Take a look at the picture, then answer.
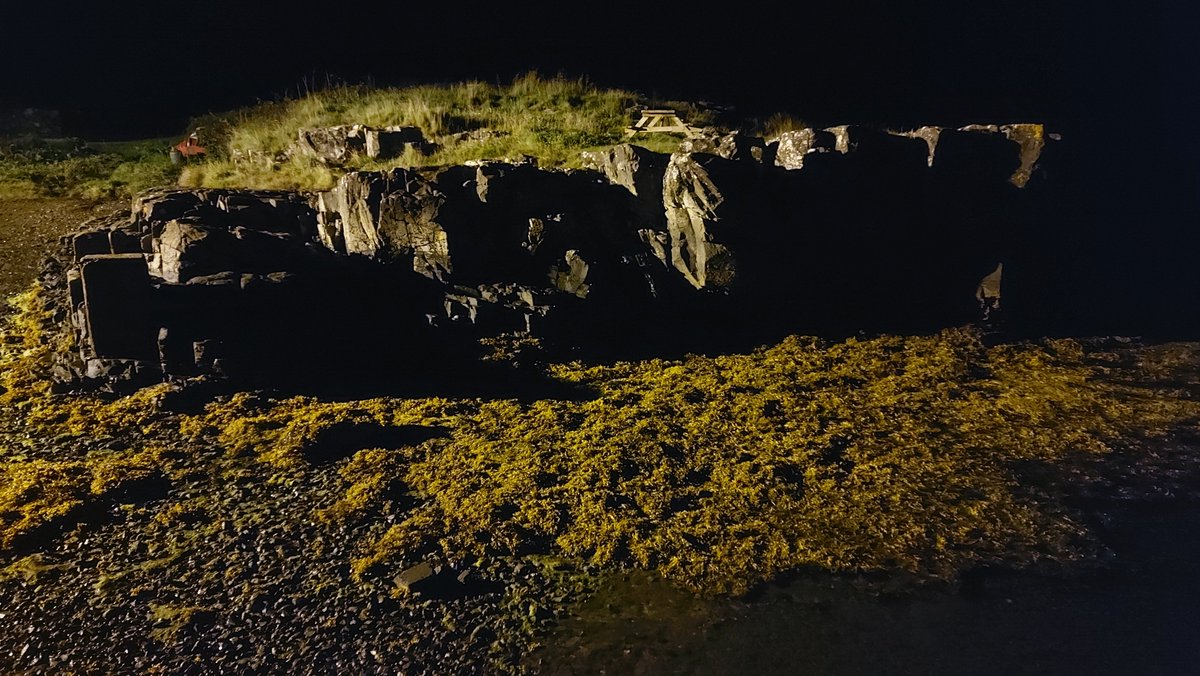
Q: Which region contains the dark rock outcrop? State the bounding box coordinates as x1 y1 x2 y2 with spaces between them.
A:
56 122 1059 390
769 128 838 170
680 131 766 162
295 125 431 163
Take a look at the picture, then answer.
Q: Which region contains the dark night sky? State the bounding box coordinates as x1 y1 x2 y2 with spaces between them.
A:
1 2 1184 136
2 0 1197 334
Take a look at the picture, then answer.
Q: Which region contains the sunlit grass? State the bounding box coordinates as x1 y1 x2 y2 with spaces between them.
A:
185 73 717 190
0 139 180 199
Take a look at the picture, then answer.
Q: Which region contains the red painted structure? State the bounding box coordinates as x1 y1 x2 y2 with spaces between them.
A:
174 132 206 158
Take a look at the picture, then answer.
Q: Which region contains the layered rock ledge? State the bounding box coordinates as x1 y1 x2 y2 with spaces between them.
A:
53 124 1054 389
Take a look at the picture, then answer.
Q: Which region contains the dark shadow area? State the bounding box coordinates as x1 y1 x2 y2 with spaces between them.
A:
537 503 1200 675
301 422 447 465
4 472 170 560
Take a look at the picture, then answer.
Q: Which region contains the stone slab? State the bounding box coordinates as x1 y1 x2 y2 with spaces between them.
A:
80 254 156 360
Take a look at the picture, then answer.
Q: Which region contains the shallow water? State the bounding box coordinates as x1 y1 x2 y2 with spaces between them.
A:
534 506 1200 675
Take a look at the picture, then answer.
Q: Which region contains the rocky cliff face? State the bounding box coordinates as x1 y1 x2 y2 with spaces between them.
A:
54 123 1052 389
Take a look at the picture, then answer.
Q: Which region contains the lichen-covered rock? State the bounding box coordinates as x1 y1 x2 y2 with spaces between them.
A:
770 128 837 170
1000 123 1046 187
662 153 734 289
680 131 766 162
295 125 367 164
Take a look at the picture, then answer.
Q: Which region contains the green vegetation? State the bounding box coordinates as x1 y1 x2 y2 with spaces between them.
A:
757 112 811 139
179 73 713 191
0 75 795 197
0 139 180 199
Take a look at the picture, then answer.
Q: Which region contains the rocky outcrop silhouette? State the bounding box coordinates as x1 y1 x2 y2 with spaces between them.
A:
54 124 1054 390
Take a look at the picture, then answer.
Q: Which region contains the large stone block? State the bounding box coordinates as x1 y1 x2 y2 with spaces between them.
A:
72 231 111 261
80 254 156 360
365 126 426 159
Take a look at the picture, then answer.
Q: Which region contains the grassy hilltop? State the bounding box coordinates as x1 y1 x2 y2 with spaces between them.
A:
182 73 718 191
3 74 779 199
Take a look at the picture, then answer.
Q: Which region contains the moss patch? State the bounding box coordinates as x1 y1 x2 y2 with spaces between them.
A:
180 329 1200 595
0 453 165 549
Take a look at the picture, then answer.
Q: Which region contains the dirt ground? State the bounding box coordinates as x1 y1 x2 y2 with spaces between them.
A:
0 198 126 301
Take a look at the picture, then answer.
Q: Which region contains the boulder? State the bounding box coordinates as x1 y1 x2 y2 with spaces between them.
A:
890 126 942 167
80 254 156 360
581 143 667 197
147 221 221 283
1000 124 1046 188
57 117 1057 387
132 189 206 229
147 220 320 284
580 143 670 229
133 188 316 238
394 562 435 594
364 126 427 159
770 128 837 170
72 231 111 261
934 129 1022 184
296 125 430 163
295 125 367 164
680 131 766 162
549 250 590 298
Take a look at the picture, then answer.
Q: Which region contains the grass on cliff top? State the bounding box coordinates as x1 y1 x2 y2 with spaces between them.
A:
178 73 715 191
3 281 1197 596
1 74 809 196
0 139 180 200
